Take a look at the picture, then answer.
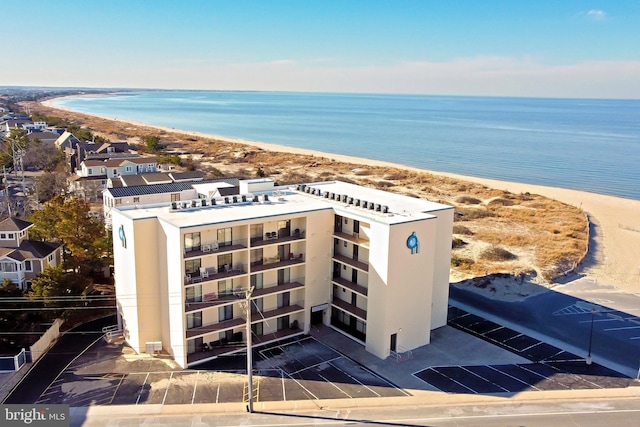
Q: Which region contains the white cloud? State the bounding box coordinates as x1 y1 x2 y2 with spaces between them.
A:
582 9 607 21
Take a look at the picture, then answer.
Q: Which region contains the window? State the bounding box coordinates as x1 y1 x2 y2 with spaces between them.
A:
217 227 232 247
277 220 290 238
250 248 263 267
277 268 290 285
0 234 5 239
277 315 290 331
185 259 201 275
218 304 233 321
250 224 263 244
8 233 13 239
24 260 32 271
184 232 201 253
126 166 132 172
185 286 202 303
218 279 232 297
133 197 140 203
250 273 263 290
88 168 93 175
251 322 263 337
353 220 360 234
115 199 122 205
0 262 16 272
171 193 181 202
251 298 263 314
277 292 290 308
217 253 232 272
48 254 54 262
186 312 202 329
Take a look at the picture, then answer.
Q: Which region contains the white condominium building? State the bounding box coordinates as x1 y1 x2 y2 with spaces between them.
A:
111 179 453 368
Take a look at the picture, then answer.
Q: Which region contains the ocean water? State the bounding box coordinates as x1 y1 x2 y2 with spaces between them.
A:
53 91 640 200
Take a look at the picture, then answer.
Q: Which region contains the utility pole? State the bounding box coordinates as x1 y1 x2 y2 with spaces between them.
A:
241 286 255 413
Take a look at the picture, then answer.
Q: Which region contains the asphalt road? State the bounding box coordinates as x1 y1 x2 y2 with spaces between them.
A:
71 395 640 427
3 315 116 404
450 277 640 376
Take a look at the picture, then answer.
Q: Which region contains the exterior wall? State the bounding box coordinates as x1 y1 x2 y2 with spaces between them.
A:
297 209 333 329
112 212 163 354
429 208 454 329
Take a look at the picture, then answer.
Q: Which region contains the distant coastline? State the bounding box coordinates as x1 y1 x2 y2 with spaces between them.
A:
47 91 640 201
40 94 640 292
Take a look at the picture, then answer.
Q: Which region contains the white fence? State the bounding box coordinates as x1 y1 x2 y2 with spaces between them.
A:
29 318 64 362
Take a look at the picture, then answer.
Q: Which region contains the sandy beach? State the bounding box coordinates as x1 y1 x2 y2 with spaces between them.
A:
41 98 640 293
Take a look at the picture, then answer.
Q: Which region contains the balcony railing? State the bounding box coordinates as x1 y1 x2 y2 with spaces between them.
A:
185 264 246 285
331 297 367 320
332 253 369 272
184 242 247 259
251 230 305 248
185 317 245 339
250 255 304 273
333 231 369 248
252 281 304 298
331 276 368 296
250 303 304 323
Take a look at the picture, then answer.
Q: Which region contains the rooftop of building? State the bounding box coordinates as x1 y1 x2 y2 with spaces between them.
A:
113 180 452 228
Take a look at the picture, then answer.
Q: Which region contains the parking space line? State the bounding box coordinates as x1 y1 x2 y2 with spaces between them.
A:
316 371 352 398
487 365 541 391
135 373 150 405
629 336 640 340
603 325 640 331
282 370 319 400
289 356 343 375
330 361 381 397
281 369 286 401
215 381 220 403
191 371 200 404
431 367 477 394
460 366 510 393
108 374 126 405
161 371 174 405
578 318 618 324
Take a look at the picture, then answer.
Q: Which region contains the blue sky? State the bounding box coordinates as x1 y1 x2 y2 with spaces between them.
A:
3 0 640 98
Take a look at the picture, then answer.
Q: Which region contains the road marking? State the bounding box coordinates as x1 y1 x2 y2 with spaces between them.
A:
191 370 199 404
108 374 126 405
461 366 510 393
281 369 286 401
135 373 150 405
603 326 640 331
289 356 342 375
161 371 174 405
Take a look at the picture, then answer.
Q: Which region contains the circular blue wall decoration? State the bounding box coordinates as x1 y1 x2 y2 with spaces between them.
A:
407 232 420 254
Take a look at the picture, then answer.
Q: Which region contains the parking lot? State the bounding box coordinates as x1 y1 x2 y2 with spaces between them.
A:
36 336 407 406
414 306 635 394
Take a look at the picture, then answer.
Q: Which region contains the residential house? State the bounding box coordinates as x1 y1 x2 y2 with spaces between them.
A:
0 217 63 290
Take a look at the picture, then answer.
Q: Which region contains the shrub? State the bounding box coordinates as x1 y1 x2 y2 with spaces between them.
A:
480 246 517 261
453 224 473 235
452 237 467 249
456 196 482 205
451 255 474 268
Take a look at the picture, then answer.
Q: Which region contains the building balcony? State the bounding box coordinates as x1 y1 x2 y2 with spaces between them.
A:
184 282 304 313
185 317 245 339
183 242 247 259
250 303 304 323
333 231 369 248
250 229 305 248
331 297 367 321
185 264 246 285
332 253 369 272
250 255 304 273
252 281 305 298
331 276 368 297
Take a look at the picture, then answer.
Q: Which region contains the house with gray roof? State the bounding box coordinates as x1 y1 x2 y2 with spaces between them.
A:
0 217 63 290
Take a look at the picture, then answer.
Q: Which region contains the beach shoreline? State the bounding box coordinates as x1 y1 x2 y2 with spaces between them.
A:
40 97 640 293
